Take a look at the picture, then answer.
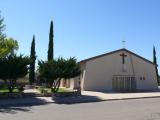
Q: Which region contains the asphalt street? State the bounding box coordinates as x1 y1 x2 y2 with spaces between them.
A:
1 98 160 120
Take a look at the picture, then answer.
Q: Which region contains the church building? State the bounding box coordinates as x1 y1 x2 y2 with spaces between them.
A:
62 48 158 91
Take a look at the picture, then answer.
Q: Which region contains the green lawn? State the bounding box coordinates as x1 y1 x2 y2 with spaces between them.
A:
37 87 72 93
0 87 19 93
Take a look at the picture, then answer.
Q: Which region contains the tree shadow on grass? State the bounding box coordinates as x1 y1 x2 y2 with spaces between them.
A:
0 97 52 114
53 95 103 105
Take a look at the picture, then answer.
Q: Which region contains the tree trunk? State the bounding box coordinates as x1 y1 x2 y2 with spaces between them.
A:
8 79 15 93
52 79 61 93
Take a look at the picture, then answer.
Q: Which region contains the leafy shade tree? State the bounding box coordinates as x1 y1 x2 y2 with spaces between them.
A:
29 35 36 84
153 46 159 84
47 20 54 61
0 13 19 57
38 57 81 92
0 54 30 92
0 12 5 41
0 38 18 57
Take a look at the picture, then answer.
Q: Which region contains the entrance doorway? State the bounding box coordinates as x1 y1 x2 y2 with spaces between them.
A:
112 75 136 91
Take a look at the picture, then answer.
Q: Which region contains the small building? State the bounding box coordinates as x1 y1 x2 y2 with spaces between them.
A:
61 48 158 91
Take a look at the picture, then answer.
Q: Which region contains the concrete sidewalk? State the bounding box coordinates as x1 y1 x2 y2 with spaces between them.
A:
24 88 160 101
82 91 160 100
1 90 160 106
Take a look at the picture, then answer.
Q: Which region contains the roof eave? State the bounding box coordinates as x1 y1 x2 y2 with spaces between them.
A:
78 48 155 66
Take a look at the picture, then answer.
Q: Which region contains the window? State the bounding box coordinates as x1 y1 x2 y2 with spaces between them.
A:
143 77 145 80
140 76 145 80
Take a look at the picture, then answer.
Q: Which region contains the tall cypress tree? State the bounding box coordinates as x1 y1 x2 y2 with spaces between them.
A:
153 46 159 84
29 35 36 84
48 20 54 61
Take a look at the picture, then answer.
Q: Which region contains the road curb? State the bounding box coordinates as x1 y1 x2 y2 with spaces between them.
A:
1 96 160 106
51 95 160 104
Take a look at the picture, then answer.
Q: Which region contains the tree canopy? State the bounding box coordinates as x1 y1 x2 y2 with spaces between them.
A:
0 37 19 57
153 46 159 84
0 13 5 41
29 35 36 84
38 57 81 92
0 54 30 92
0 13 19 57
47 20 54 61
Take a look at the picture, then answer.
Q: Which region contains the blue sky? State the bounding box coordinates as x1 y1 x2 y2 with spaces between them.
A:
0 0 160 66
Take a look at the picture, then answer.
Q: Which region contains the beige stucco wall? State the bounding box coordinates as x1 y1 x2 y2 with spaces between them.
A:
132 55 158 90
80 50 158 91
66 62 86 90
